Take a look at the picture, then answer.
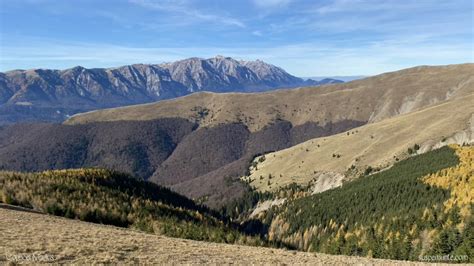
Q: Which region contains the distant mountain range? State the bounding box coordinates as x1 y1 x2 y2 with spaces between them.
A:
0 56 342 124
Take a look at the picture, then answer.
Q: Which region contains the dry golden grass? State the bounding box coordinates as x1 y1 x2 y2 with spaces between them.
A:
0 206 431 265
66 64 474 132
244 94 474 192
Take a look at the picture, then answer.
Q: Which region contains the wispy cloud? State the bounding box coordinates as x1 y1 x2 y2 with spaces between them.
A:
315 0 393 14
253 0 292 8
129 0 245 28
314 0 455 14
263 0 471 39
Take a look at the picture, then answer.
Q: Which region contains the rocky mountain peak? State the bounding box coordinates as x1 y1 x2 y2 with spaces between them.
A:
0 56 340 124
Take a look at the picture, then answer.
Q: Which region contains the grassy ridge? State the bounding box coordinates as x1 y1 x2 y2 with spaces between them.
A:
0 168 263 245
246 94 474 193
264 145 473 261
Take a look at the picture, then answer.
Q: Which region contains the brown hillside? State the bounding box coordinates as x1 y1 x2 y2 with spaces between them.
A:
66 64 474 132
244 94 474 193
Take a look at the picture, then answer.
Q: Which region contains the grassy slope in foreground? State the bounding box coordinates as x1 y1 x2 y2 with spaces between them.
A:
245 94 474 192
0 169 262 246
0 207 424 265
264 145 473 262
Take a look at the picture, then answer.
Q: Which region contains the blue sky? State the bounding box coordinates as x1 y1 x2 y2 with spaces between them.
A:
0 0 472 76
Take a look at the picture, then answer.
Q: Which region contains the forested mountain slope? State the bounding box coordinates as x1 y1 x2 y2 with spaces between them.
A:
0 168 262 245
0 118 360 208
259 145 473 261
0 118 196 179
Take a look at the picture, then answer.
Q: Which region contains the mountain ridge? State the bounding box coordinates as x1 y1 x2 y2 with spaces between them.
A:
67 63 474 132
0 56 340 125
